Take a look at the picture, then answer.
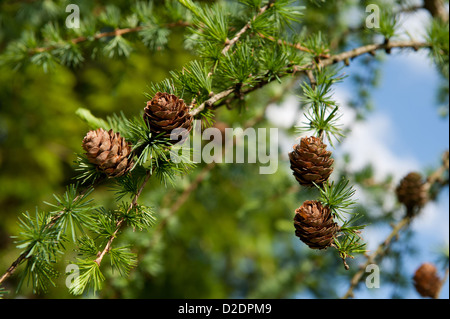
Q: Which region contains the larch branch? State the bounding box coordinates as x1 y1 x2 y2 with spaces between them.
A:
31 21 191 54
191 40 431 117
145 77 298 253
221 1 275 55
0 183 100 286
94 169 152 267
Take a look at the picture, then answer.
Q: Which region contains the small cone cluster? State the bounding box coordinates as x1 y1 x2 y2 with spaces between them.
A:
143 92 193 144
289 136 334 187
395 172 428 215
413 263 442 298
290 136 337 250
82 128 134 177
293 200 338 250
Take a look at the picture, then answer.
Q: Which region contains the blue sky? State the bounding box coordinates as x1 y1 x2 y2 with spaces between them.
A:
366 52 448 299
374 52 449 167
336 5 449 299
334 47 449 299
335 5 449 296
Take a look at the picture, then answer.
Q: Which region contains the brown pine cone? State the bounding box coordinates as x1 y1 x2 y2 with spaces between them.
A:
289 136 334 187
413 263 442 298
82 128 134 177
424 0 448 22
143 92 193 144
294 200 338 250
395 172 428 215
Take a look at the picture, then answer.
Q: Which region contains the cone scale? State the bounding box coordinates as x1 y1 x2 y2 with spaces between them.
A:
82 128 134 178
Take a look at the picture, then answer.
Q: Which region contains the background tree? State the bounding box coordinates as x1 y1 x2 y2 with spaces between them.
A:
0 0 448 299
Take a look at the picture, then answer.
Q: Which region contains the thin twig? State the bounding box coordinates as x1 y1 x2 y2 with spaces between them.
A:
329 3 428 50
0 253 27 286
305 69 317 90
258 32 330 58
190 88 235 117
145 77 298 253
221 1 275 55
206 2 277 91
30 21 191 54
0 181 102 286
191 40 431 117
318 41 431 68
146 162 215 250
341 216 412 299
